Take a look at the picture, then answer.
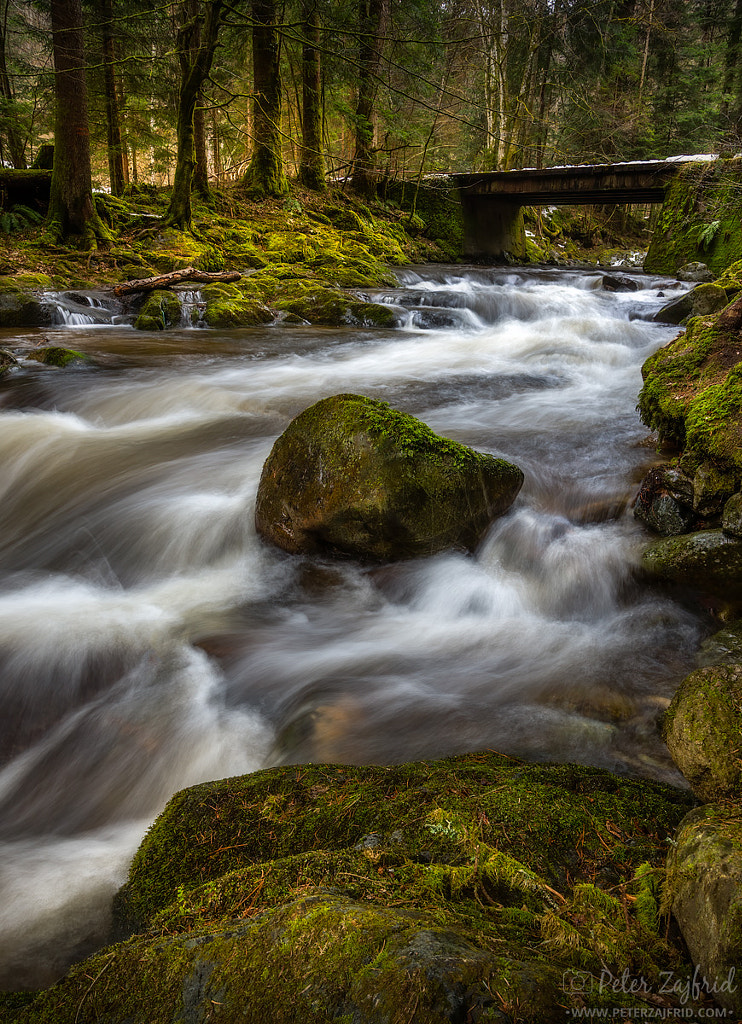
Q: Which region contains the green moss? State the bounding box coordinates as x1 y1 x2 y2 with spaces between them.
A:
25 346 88 367
133 289 182 331
645 159 742 275
274 288 397 328
200 282 274 328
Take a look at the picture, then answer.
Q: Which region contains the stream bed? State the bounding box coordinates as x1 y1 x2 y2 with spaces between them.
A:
0 264 704 988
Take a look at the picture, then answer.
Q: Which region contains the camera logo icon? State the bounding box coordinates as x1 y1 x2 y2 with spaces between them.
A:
562 970 593 994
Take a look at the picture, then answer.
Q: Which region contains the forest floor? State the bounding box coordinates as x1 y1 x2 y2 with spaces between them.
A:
0 180 655 291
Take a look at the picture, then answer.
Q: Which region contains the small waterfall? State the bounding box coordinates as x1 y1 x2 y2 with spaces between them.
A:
177 289 205 327
42 291 121 327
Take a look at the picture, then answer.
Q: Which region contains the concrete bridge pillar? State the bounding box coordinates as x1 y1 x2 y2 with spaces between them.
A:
458 194 526 260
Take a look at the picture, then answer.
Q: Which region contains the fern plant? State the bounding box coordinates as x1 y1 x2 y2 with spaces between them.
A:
694 219 721 250
0 204 43 234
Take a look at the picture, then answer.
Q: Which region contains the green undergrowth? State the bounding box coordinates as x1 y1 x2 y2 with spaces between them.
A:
645 158 742 274
8 752 701 1023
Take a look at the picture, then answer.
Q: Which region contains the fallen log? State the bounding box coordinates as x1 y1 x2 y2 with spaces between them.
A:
0 169 52 205
113 267 241 296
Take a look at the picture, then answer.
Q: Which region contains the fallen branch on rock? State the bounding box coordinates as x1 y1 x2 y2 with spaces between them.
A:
113 267 241 296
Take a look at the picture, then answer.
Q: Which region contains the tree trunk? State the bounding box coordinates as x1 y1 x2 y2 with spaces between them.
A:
101 0 126 196
47 0 110 247
350 0 388 196
164 0 223 229
243 0 287 196
298 0 325 191
0 16 26 168
194 91 209 195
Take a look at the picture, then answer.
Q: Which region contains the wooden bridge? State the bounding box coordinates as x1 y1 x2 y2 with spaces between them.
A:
451 159 683 258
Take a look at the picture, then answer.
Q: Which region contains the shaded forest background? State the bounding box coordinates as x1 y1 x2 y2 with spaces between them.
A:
3 0 742 189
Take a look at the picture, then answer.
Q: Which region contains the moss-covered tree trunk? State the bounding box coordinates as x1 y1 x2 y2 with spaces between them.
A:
164 0 223 230
350 0 388 197
47 0 111 247
101 0 126 196
243 0 287 196
298 0 325 191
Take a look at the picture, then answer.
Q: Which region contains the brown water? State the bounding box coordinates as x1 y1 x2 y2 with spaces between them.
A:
0 265 702 989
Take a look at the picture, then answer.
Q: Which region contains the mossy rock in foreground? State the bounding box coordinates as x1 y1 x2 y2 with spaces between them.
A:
641 528 742 603
663 664 742 800
665 804 742 1014
0 277 54 328
200 282 274 328
13 753 701 1024
254 393 524 561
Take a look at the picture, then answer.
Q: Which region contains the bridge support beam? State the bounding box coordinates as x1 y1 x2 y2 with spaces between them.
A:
458 195 526 260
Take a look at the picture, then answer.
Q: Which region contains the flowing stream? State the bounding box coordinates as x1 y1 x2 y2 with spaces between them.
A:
0 265 703 989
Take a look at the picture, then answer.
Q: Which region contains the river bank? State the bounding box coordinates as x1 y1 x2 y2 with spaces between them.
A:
1 185 741 1020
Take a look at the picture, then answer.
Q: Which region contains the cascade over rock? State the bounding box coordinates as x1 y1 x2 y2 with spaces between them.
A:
254 393 524 561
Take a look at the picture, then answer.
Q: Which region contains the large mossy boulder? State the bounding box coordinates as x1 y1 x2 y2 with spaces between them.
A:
652 282 728 325
665 804 742 1014
638 294 742 472
641 529 742 602
200 282 274 328
254 394 524 561
10 753 700 1023
663 665 742 801
0 276 54 328
25 346 89 367
273 286 397 328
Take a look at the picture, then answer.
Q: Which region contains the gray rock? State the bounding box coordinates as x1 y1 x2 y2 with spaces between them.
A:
652 283 728 324
676 262 716 283
697 622 742 667
723 492 742 537
642 528 742 601
666 805 742 1014
637 495 694 536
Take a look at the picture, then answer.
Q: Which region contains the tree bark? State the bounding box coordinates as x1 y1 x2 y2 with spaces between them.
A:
113 267 241 296
101 0 126 196
194 91 209 195
350 0 388 196
164 0 223 230
47 0 111 247
0 15 26 167
243 0 287 196
298 0 325 191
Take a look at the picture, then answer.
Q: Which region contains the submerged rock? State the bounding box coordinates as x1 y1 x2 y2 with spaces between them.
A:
663 664 742 800
697 621 742 667
666 804 742 1014
254 393 524 561
25 346 89 367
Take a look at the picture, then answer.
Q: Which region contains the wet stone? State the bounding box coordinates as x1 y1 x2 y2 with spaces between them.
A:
693 462 736 517
722 492 742 537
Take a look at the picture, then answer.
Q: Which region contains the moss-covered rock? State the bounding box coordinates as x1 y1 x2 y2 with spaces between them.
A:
663 665 742 800
664 804 742 1014
274 286 397 327
200 282 274 328
723 492 742 536
254 394 524 561
653 283 729 325
6 752 705 1023
25 346 89 367
642 528 742 602
697 621 742 667
133 289 182 331
637 301 742 473
0 277 54 327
